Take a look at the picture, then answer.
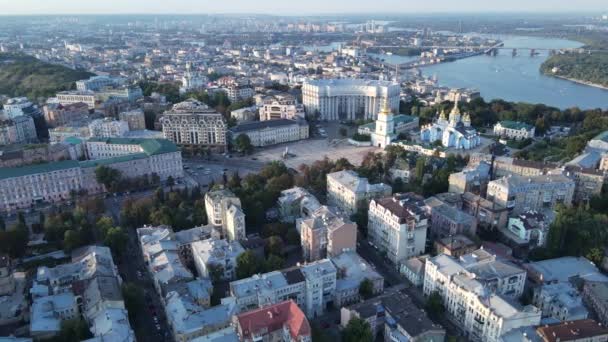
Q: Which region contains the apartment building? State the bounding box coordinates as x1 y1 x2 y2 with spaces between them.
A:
423 250 537 342
368 193 428 264
56 91 97 109
230 119 309 147
486 173 575 214
424 195 477 238
119 109 146 131
302 79 400 121
31 246 135 341
331 252 384 306
277 187 322 223
327 170 392 215
88 118 130 138
532 282 588 322
233 300 311 342
298 206 357 262
448 161 491 195
493 121 535 140
340 291 445 341
136 226 237 342
259 94 306 121
191 238 244 281
43 102 89 127
76 76 124 92
504 211 549 248
226 84 254 102
536 319 608 342
3 97 39 119
229 259 337 318
160 100 227 152
0 115 37 145
204 188 246 241
583 281 608 328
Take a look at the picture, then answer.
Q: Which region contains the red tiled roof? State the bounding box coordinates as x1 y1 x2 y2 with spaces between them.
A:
236 300 311 340
537 319 608 342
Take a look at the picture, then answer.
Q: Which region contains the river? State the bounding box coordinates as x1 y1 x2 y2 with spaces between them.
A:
418 36 608 109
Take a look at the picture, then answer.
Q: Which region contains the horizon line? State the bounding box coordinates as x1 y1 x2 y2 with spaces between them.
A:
0 10 605 17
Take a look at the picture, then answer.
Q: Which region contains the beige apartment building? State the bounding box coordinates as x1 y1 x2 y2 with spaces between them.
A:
486 173 575 214
298 206 357 262
327 170 392 215
368 193 428 264
259 93 306 121
204 189 246 241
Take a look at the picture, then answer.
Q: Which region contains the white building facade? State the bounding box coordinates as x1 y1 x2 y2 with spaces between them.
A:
160 100 227 152
368 194 428 264
302 79 400 121
230 119 309 147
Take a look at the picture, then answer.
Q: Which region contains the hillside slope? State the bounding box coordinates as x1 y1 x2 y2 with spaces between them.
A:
0 53 94 100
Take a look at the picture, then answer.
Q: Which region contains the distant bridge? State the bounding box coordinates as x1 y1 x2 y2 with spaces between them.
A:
370 44 597 52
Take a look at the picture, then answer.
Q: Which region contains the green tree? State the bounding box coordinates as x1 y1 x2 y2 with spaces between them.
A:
52 317 92 342
263 254 285 272
234 134 254 154
208 263 224 283
63 229 82 252
342 317 373 342
0 223 29 258
95 166 122 191
266 236 284 256
122 282 144 323
236 250 260 279
96 216 114 239
358 278 374 300
415 157 426 182
425 291 445 321
166 176 175 188
104 227 128 257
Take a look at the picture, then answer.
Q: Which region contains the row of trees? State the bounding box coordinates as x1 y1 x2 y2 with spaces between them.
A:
530 202 608 264
121 186 207 230
95 166 162 193
541 52 608 88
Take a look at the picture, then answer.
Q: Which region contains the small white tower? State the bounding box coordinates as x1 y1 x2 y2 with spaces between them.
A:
371 99 395 148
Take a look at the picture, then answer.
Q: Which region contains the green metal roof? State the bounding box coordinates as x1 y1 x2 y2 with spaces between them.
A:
394 114 417 124
592 131 608 143
497 120 533 130
0 160 81 180
87 137 178 155
359 115 417 132
79 153 148 168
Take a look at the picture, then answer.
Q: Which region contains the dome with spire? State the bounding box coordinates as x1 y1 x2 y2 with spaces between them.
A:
439 109 447 121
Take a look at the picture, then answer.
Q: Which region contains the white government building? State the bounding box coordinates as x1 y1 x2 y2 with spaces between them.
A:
0 138 183 212
302 79 400 121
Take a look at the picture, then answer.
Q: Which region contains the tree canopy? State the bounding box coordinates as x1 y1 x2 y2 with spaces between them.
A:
342 317 373 342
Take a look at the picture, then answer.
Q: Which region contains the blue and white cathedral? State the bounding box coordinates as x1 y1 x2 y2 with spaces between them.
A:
420 100 480 150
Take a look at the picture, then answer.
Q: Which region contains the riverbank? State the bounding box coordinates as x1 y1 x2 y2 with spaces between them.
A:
547 73 608 91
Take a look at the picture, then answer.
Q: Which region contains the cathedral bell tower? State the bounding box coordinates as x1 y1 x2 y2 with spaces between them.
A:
371 99 395 148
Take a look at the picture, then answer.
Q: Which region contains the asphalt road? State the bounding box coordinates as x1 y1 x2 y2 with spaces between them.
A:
106 192 174 342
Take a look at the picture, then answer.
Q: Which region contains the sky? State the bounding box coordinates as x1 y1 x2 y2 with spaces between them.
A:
0 0 606 15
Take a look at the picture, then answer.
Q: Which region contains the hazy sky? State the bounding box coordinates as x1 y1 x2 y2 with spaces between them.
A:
0 0 606 15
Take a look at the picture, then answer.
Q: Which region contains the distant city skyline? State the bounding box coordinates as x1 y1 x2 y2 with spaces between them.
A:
1 0 606 15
